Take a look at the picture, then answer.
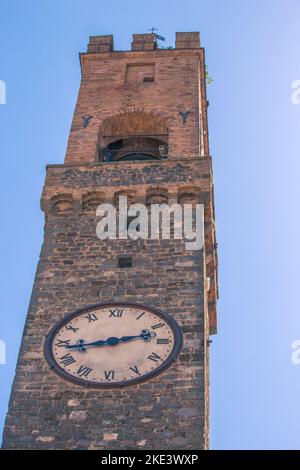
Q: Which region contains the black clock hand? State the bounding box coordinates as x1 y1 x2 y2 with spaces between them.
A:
82 336 141 347
65 329 155 352
66 335 140 349
65 338 106 352
84 330 154 346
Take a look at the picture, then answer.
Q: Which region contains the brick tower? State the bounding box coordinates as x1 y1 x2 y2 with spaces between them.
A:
2 32 218 450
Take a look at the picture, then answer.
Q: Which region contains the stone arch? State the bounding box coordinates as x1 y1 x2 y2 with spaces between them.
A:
177 188 200 205
113 189 137 207
50 194 73 215
146 187 168 207
82 191 105 212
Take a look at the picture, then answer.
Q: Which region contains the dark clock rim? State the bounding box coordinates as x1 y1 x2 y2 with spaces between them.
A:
44 301 183 389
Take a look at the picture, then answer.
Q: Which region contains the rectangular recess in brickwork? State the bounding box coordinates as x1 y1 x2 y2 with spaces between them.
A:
91 280 102 298
125 63 155 83
118 256 133 268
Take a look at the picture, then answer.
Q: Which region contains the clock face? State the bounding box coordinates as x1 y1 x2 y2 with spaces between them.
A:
44 302 183 388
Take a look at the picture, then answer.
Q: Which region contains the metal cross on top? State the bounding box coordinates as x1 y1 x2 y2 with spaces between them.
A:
148 27 158 34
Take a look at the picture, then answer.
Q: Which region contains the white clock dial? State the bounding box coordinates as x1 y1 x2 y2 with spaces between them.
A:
45 302 183 387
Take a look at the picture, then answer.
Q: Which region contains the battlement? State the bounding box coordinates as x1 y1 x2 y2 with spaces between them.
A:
86 31 201 53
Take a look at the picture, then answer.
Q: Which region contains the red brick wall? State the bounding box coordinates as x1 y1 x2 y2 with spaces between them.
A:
65 49 204 163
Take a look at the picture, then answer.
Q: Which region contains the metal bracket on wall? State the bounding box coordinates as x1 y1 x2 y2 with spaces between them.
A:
179 111 190 123
82 115 93 128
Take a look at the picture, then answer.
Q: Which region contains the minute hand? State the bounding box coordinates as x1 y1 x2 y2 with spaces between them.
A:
117 329 155 344
118 334 143 343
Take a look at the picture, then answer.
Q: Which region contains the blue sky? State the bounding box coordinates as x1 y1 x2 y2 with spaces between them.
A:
1 0 300 450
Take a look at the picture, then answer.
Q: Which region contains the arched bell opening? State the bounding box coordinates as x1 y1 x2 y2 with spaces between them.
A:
98 112 169 162
101 136 167 162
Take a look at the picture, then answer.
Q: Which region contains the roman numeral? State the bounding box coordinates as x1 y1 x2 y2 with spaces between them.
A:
151 323 165 330
104 370 115 380
109 308 123 318
77 366 93 377
66 325 79 333
129 365 140 375
147 352 161 363
59 353 76 366
55 339 71 348
136 312 145 320
157 338 170 345
85 313 98 323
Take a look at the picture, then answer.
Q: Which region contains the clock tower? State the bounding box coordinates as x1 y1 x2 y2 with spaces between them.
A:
2 32 218 450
